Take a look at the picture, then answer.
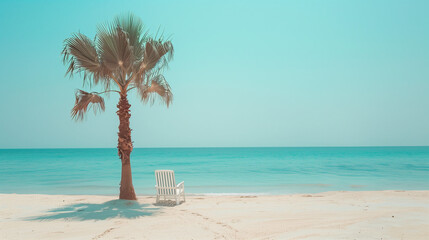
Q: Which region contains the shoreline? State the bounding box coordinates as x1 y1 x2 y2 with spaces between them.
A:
1 190 428 239
2 189 427 196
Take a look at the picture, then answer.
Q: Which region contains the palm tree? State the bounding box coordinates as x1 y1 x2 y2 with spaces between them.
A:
61 14 174 200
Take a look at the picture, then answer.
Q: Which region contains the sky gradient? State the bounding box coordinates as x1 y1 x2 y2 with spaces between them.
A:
0 0 428 148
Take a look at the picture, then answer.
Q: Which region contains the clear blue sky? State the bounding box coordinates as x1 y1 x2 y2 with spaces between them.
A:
0 0 428 148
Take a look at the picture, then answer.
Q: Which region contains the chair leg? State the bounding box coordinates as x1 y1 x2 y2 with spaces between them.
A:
156 195 159 203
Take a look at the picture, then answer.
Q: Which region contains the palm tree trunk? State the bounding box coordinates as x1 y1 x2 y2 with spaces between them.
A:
117 93 137 200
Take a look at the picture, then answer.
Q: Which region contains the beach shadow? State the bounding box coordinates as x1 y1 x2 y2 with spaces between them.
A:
26 199 160 221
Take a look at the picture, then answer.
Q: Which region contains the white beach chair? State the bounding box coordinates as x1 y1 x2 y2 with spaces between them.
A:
155 170 185 205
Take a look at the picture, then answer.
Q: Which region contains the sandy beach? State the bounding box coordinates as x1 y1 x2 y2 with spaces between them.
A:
0 191 428 239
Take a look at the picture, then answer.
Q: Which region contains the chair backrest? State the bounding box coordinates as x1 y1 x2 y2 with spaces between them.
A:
155 170 177 196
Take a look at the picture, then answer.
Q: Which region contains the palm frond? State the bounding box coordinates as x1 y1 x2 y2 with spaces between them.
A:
71 90 105 120
114 13 148 62
131 38 173 87
96 24 133 79
62 33 107 87
136 74 172 107
141 39 174 73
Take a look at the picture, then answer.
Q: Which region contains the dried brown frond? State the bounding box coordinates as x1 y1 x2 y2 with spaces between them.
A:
71 90 106 120
136 74 173 107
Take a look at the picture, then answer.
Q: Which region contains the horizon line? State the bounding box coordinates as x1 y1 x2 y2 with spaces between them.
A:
1 145 429 150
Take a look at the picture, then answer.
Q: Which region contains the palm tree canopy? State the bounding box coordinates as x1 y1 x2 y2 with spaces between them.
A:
62 13 174 120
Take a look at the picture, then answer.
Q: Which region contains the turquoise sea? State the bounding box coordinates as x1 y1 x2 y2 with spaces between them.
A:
0 147 428 195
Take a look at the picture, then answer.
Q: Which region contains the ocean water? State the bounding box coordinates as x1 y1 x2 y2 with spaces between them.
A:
0 147 428 195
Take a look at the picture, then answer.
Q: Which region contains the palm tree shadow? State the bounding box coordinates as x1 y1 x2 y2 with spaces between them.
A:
26 200 160 221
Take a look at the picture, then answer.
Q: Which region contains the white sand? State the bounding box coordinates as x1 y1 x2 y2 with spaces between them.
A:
1 191 428 239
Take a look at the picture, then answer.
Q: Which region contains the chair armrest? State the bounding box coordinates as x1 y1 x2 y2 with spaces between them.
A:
177 181 184 188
